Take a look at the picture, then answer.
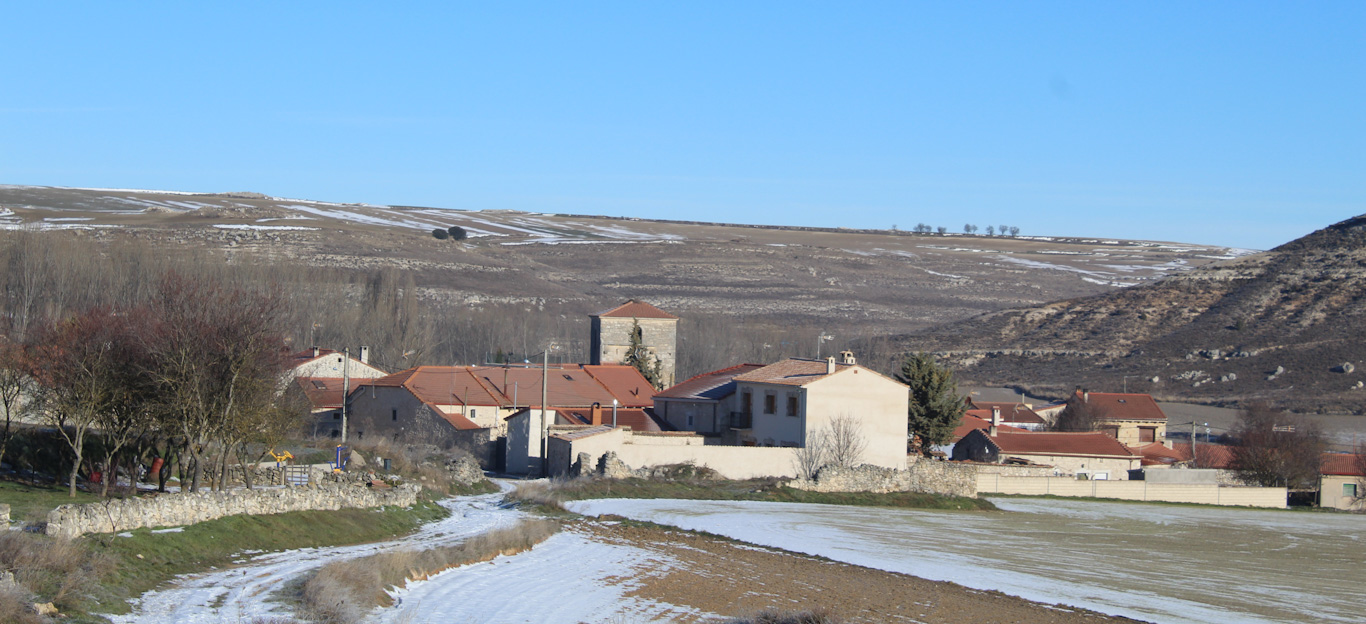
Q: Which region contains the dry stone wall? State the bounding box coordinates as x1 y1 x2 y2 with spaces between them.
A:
787 457 977 497
46 482 419 539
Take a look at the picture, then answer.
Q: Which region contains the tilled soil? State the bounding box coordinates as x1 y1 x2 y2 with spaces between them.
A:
582 520 1147 624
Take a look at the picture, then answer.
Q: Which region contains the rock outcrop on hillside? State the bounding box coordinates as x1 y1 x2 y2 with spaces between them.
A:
889 215 1366 414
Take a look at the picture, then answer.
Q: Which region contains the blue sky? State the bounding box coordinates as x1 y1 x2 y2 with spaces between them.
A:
1 3 1361 250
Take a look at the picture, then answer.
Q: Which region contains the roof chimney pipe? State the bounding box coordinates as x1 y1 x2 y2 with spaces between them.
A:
826 356 836 375
312 346 319 358
359 346 370 364
840 350 856 365
1083 389 1090 403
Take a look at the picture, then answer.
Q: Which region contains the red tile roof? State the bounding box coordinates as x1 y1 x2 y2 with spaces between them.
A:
295 377 347 409
953 413 1025 441
656 363 766 400
1071 390 1167 422
981 430 1140 459
432 404 480 430
966 401 1046 426
1169 442 1236 469
582 365 657 407
362 363 655 409
592 300 678 320
1132 442 1186 466
1321 452 1365 477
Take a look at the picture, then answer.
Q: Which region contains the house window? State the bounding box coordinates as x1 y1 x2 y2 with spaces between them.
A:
686 414 694 428
786 395 798 417
470 409 477 420
1345 483 1358 498
741 391 752 415
1139 427 1156 443
1099 426 1120 439
333 412 341 420
764 393 776 414
392 409 398 422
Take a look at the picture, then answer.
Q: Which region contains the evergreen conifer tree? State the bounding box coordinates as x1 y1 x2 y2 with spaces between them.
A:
896 352 965 452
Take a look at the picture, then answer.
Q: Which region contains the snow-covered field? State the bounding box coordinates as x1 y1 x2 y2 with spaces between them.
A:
569 497 1366 624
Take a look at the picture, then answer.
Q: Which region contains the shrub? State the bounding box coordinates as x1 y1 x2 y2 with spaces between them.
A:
431 229 449 240
728 608 844 624
0 532 110 613
302 519 560 624
0 582 46 624
505 480 566 511
446 226 467 241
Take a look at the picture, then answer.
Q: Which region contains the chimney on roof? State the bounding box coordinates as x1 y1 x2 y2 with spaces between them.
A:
1083 389 1090 403
840 350 856 365
990 406 1000 437
359 346 370 364
590 403 603 426
826 356 836 375
312 346 319 358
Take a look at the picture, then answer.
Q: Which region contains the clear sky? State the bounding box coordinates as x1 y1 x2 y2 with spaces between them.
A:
2 3 1361 250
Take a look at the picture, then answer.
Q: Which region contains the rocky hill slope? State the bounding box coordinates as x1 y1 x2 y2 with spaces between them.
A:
888 215 1366 414
0 184 1243 344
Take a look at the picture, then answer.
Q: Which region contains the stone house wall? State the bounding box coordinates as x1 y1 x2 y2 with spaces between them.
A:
591 316 678 387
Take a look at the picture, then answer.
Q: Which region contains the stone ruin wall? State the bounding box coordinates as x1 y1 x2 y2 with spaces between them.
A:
786 456 978 498
46 481 420 539
572 451 978 498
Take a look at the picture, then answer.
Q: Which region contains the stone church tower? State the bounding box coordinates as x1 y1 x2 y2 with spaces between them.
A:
589 300 678 387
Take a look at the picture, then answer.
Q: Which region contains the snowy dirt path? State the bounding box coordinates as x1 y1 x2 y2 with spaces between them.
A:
109 488 522 624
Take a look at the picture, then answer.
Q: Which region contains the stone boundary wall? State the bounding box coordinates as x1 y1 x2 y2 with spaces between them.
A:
787 459 977 498
977 474 1285 508
46 482 420 539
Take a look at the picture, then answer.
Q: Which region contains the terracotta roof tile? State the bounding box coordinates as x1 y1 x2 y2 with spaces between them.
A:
1071 391 1168 422
656 363 766 400
364 364 655 410
592 300 678 320
983 430 1140 458
953 413 1025 441
1169 442 1236 469
1320 452 1365 477
966 400 1046 425
734 359 855 387
295 377 346 409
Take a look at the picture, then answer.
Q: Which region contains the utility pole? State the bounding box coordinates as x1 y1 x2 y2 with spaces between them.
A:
341 347 350 444
541 348 549 475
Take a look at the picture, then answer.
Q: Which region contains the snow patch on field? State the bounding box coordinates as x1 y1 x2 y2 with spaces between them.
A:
378 530 707 624
570 497 1366 624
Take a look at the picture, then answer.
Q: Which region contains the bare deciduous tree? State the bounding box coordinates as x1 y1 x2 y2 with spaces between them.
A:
0 333 31 468
792 433 827 480
1229 403 1326 489
824 414 867 469
1049 398 1110 432
28 308 131 496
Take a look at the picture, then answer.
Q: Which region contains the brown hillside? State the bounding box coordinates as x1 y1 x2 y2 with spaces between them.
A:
888 215 1366 414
